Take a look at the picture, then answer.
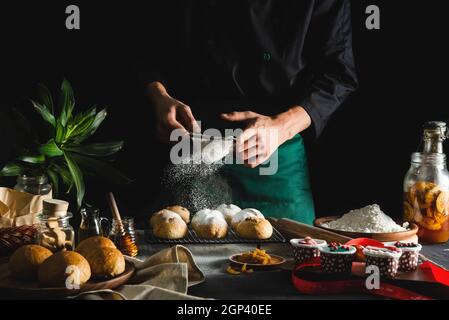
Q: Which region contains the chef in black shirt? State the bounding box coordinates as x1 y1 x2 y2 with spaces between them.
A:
144 0 357 223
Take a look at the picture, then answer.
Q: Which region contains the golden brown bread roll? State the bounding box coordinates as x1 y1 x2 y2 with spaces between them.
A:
151 210 188 239
236 217 273 240
75 236 116 258
191 209 228 239
83 247 125 278
230 208 264 229
38 251 91 287
165 205 190 223
9 245 53 280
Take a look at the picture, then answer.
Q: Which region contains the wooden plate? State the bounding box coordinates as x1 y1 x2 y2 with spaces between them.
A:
0 259 135 299
314 216 419 242
229 253 286 269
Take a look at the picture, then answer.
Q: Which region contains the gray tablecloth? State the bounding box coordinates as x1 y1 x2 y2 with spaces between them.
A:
137 231 449 300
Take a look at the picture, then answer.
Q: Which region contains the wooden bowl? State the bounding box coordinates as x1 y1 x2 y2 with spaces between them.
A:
314 216 419 242
0 259 135 299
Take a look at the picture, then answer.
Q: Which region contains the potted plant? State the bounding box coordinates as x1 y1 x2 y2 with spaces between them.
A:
0 79 130 207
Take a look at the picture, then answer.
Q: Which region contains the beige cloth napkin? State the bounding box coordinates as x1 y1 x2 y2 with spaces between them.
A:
0 188 51 228
76 245 206 300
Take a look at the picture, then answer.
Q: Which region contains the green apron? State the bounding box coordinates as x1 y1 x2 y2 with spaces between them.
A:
223 134 315 224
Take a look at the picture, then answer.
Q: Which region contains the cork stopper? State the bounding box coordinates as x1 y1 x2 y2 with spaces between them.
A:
43 199 69 218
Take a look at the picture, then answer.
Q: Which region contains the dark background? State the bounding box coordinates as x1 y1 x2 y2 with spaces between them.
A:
0 0 448 226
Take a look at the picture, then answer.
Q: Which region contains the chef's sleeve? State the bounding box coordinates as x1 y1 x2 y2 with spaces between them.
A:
296 0 358 138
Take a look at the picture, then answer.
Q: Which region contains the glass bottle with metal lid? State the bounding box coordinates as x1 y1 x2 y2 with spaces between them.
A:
403 121 449 243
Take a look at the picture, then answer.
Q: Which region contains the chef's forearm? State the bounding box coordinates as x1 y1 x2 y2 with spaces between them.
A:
274 106 312 142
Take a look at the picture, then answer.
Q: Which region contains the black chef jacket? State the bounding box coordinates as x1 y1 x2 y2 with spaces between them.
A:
141 0 358 138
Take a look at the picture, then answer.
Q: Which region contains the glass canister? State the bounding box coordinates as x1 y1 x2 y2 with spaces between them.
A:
15 175 52 195
36 199 75 252
403 122 449 243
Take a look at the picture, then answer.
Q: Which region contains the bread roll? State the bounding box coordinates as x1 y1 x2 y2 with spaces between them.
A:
165 205 190 223
236 217 273 240
152 210 188 239
75 236 116 258
231 208 264 229
9 245 53 280
192 209 228 239
83 247 125 278
38 251 91 287
215 204 241 225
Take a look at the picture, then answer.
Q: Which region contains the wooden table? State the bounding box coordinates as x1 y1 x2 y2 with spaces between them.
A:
137 230 449 300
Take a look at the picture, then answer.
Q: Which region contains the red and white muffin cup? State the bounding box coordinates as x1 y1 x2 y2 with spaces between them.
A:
319 245 357 274
363 246 402 278
290 238 327 265
394 243 422 272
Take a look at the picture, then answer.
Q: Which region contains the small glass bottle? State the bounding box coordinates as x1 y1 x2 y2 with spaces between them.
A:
36 199 75 252
15 175 52 196
403 122 449 243
78 207 110 243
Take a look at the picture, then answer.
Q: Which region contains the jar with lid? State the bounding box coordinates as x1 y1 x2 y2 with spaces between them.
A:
14 175 52 196
36 199 75 252
403 122 449 243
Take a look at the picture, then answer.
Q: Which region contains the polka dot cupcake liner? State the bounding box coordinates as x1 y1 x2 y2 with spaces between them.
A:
365 255 400 278
320 251 355 274
293 247 321 265
398 251 420 272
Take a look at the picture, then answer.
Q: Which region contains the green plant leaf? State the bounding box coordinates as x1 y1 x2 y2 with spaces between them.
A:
37 83 54 114
39 139 63 157
60 79 75 126
64 152 85 208
30 100 56 127
64 141 124 157
46 167 59 197
17 154 46 164
65 115 95 141
70 153 131 185
0 163 27 177
55 120 67 144
49 162 73 193
74 109 107 143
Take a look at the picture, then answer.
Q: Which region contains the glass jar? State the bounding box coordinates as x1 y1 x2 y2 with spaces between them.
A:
37 213 75 252
403 153 449 243
15 175 52 196
109 217 138 257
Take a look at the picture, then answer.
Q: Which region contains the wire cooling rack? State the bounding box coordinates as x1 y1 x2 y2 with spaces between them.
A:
147 225 286 245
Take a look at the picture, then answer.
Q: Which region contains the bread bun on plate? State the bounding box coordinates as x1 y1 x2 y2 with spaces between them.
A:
9 245 53 280
151 209 188 239
75 236 116 258
215 204 241 225
231 208 264 230
82 247 125 278
236 217 273 240
38 251 91 287
192 209 228 239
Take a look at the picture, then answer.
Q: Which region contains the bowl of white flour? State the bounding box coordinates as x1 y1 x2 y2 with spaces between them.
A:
314 204 419 242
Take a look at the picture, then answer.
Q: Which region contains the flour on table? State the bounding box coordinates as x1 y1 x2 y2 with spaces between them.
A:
322 204 407 233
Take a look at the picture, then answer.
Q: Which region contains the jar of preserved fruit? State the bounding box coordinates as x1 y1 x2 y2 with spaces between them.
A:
403 122 449 243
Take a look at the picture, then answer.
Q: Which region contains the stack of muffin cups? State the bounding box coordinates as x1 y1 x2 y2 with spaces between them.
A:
291 238 422 278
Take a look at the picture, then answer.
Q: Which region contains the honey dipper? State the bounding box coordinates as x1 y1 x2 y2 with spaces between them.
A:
107 192 139 257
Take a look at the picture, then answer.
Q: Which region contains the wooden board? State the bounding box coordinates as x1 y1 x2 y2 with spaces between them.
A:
268 218 353 243
0 259 135 299
314 216 419 242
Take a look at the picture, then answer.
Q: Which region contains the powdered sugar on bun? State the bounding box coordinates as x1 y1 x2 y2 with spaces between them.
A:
192 209 227 228
231 208 264 229
215 204 241 225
